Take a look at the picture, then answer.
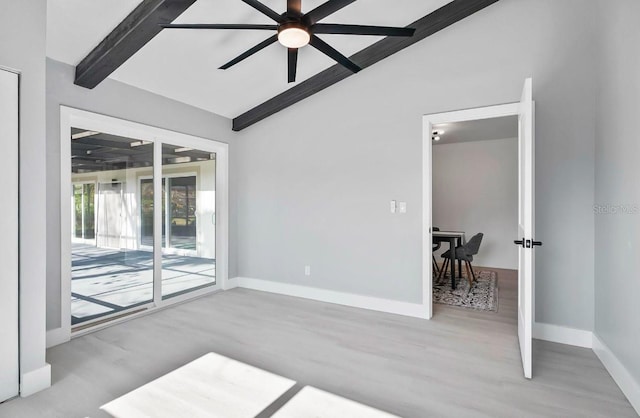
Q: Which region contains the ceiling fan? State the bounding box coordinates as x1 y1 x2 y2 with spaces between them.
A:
160 0 416 83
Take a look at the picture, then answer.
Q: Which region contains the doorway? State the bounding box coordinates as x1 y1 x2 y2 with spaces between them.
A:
422 78 537 378
431 116 518 314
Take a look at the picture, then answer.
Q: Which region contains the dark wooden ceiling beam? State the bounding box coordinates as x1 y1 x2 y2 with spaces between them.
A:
232 0 500 131
74 0 197 89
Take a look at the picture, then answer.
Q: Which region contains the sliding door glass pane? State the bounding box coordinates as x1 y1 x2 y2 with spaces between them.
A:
161 144 216 298
73 183 96 240
70 128 154 325
73 184 83 239
140 179 166 247
83 183 95 239
140 179 154 247
168 176 196 251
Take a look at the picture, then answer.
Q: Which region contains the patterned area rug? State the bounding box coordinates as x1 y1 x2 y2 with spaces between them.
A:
433 270 498 312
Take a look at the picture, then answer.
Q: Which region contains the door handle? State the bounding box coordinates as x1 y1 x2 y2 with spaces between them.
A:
514 238 542 248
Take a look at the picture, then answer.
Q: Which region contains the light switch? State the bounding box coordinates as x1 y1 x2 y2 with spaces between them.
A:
390 200 397 213
399 202 407 213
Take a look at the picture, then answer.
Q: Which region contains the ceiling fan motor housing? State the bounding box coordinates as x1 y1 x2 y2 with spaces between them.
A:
277 21 311 48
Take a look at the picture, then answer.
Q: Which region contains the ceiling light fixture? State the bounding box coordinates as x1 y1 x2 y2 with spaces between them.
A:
278 23 310 49
71 130 100 140
130 141 151 147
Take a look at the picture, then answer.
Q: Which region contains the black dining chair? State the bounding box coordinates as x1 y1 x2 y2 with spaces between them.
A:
432 227 441 276
438 233 484 287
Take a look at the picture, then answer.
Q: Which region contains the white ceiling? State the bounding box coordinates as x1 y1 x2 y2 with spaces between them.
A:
433 116 518 145
47 0 144 65
47 0 451 118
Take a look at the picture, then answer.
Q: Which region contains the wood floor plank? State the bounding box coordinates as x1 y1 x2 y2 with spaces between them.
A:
0 268 635 417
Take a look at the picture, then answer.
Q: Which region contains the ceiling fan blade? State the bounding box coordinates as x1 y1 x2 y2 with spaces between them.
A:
288 48 298 83
160 23 278 30
309 35 360 73
287 0 301 15
312 24 416 37
241 0 284 22
305 0 356 25
219 34 278 69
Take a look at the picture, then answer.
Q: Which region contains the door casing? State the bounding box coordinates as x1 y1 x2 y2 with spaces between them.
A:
0 67 20 401
422 89 535 378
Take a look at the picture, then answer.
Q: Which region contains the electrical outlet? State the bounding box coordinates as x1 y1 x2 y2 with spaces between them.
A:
399 202 407 213
305 265 311 276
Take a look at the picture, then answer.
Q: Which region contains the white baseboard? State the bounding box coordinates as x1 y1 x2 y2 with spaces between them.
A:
234 277 428 319
20 363 51 397
533 322 593 348
223 276 239 290
46 327 70 348
593 333 640 415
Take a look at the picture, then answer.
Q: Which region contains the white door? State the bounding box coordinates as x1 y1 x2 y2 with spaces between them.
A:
516 78 536 379
0 68 20 401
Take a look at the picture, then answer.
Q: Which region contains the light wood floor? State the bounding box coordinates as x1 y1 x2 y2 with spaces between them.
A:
0 268 636 417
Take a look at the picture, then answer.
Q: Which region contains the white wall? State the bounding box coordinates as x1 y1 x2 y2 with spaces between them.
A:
594 0 640 399
0 0 50 395
47 58 235 333
432 138 518 270
235 0 596 331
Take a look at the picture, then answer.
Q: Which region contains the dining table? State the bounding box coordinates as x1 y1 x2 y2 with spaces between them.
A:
432 230 466 289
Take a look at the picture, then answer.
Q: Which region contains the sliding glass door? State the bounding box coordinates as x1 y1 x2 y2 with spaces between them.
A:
69 127 219 327
140 178 155 248
72 182 96 243
166 176 197 252
161 144 216 298
70 132 155 325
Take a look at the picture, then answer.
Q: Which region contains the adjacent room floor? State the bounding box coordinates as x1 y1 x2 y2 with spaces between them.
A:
0 268 635 417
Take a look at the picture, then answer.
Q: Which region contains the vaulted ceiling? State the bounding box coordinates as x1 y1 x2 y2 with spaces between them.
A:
47 0 496 127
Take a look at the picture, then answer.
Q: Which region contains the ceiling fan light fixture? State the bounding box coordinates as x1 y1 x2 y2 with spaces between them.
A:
278 23 310 48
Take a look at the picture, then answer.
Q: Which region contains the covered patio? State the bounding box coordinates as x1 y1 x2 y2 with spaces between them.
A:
71 244 215 325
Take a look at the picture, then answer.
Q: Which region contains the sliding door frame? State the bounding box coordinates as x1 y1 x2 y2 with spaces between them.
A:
54 106 229 345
